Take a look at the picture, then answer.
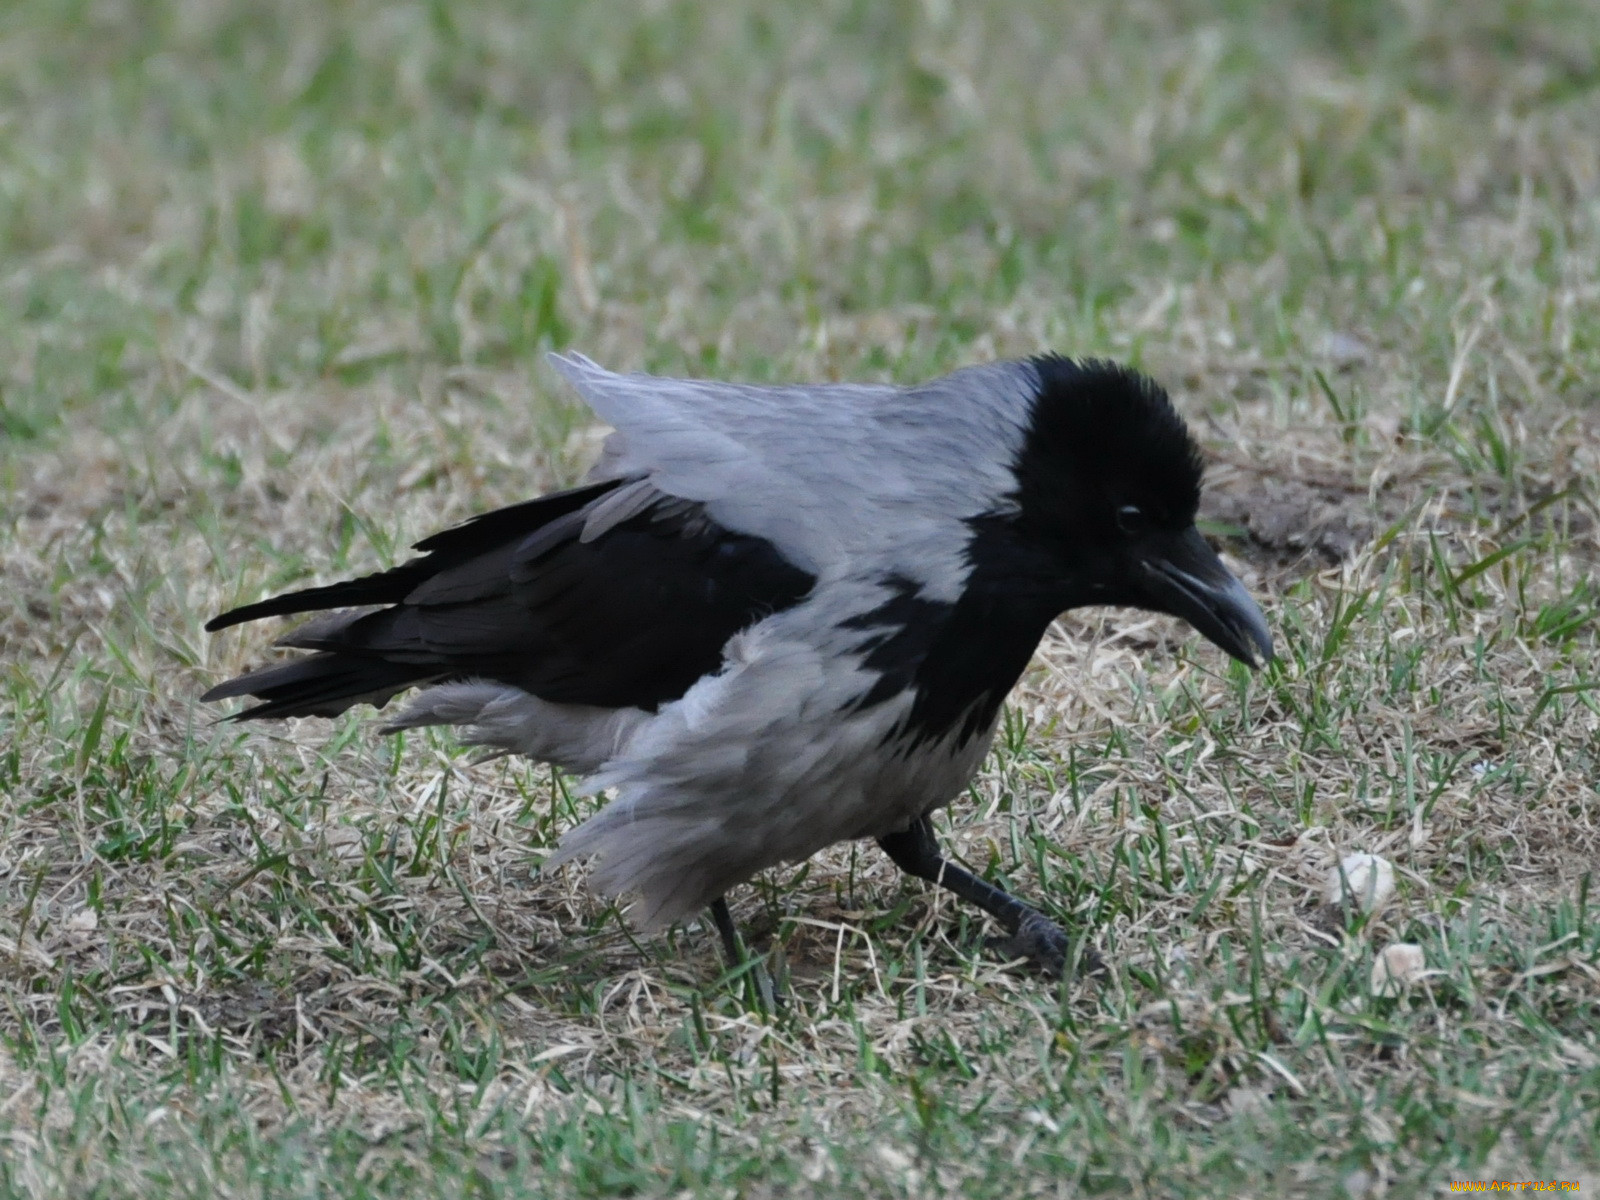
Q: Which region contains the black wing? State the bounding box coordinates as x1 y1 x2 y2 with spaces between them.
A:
204 480 620 631
202 482 816 719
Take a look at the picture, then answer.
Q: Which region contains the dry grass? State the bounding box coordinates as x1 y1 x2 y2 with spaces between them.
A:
1 0 1598 1196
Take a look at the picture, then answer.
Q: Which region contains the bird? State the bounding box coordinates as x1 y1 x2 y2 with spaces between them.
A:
201 352 1273 978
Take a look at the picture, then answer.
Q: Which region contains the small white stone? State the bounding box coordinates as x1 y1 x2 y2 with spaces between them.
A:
65 908 99 932
1371 943 1426 995
1324 853 1396 914
1343 1167 1376 1198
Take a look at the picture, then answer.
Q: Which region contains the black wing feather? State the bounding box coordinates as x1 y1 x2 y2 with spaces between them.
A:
203 483 816 718
204 480 619 632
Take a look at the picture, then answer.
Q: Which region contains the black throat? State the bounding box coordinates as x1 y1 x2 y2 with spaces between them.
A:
843 520 1081 751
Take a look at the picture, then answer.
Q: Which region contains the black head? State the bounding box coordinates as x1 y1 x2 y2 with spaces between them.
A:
991 355 1272 667
1013 355 1204 548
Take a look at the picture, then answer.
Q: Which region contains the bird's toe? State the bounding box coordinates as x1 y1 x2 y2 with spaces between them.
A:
988 912 1104 980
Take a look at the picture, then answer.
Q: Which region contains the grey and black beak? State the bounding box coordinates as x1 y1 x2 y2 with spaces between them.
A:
1140 526 1273 668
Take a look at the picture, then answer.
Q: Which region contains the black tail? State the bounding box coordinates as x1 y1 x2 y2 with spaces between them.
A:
202 480 619 719
200 652 433 720
204 474 813 723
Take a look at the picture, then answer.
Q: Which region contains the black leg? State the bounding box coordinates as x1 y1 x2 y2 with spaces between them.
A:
707 895 780 1012
877 816 1101 979
709 896 744 967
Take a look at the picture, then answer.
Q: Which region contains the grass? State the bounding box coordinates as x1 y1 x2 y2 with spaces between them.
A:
2 0 1599 1195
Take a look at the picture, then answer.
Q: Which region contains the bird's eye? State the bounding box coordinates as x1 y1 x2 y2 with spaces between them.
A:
1117 505 1149 536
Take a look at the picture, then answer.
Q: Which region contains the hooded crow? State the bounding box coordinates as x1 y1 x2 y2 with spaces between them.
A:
203 353 1272 977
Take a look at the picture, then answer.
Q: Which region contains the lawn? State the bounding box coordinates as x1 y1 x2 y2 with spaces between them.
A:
1 1 1598 1195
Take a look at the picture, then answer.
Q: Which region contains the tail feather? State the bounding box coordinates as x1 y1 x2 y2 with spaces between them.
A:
204 571 423 632
201 654 435 720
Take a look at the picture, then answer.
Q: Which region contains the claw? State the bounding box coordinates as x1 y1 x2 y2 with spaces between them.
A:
987 911 1105 979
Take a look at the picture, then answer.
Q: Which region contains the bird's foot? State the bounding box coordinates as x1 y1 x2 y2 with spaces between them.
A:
709 898 785 1013
987 910 1104 980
